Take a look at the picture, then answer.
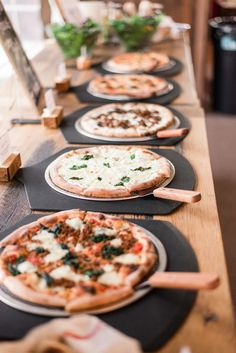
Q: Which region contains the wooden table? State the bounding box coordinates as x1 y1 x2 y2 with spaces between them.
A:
0 34 235 353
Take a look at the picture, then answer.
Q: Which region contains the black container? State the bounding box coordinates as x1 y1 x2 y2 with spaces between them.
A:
209 17 236 114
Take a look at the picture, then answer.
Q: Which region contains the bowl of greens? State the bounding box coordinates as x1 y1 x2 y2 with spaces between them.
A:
50 20 101 59
110 14 162 51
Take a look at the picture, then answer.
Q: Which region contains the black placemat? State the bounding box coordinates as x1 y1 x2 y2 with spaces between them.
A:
0 215 198 352
95 57 183 77
16 148 196 215
70 79 181 105
61 105 190 146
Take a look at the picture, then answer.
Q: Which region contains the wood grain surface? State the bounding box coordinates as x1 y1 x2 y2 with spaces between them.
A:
0 34 235 353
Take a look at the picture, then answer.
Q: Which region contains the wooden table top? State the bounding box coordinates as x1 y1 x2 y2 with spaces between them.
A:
0 34 235 352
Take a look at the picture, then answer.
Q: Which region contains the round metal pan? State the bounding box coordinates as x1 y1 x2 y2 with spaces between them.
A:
44 159 175 202
75 115 180 143
87 83 174 101
102 59 176 75
0 225 167 317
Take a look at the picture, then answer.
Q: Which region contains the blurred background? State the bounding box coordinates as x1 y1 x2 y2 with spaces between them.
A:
0 0 236 311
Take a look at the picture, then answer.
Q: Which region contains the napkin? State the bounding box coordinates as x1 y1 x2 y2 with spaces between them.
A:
0 315 142 353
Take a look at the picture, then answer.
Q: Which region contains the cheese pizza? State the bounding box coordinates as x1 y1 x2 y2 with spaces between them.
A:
105 52 170 73
88 74 169 99
79 103 175 138
49 147 171 198
0 210 157 312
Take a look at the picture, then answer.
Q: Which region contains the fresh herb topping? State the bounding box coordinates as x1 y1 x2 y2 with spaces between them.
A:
60 243 69 250
103 162 111 168
70 164 87 170
7 263 20 276
7 255 25 276
97 177 102 181
40 273 54 286
81 154 94 160
35 247 45 254
49 224 62 236
130 154 135 160
114 181 124 187
102 245 123 259
69 177 83 181
63 252 79 269
91 234 112 243
83 269 104 278
121 176 130 183
131 166 151 172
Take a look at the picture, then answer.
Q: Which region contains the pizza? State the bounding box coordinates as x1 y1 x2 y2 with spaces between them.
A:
49 146 171 198
88 74 169 99
79 103 175 138
105 52 170 73
0 210 157 312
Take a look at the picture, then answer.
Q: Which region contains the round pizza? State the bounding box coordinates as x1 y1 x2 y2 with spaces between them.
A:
49 146 171 198
88 74 169 99
79 103 175 138
105 52 170 73
0 210 157 312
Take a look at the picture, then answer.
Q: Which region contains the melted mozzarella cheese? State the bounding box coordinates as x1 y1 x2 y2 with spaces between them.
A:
94 227 116 236
114 253 140 265
32 230 68 264
102 264 114 272
74 243 84 252
17 261 37 273
66 217 84 230
50 265 89 282
98 271 123 286
110 238 122 247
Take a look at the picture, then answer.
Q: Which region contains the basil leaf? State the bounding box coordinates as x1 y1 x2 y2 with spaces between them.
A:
40 273 54 286
83 269 104 278
103 162 111 168
15 255 26 266
81 154 94 160
114 182 124 187
35 247 45 254
63 252 80 269
130 154 135 160
121 176 130 183
70 164 87 170
91 234 112 243
7 263 20 276
102 245 123 259
60 243 69 250
97 177 102 181
49 224 62 236
69 177 83 181
131 166 151 172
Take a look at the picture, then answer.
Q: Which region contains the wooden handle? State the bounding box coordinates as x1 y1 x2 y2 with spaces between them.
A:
153 187 201 203
148 272 220 290
157 128 189 138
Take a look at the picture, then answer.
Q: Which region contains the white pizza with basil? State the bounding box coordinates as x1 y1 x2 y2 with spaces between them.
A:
88 74 169 99
79 103 175 138
0 210 157 312
49 147 171 198
105 52 170 73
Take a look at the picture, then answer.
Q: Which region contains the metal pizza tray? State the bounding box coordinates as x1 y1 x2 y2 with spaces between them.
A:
0 225 167 317
74 115 180 143
87 82 174 101
102 59 176 75
44 159 175 202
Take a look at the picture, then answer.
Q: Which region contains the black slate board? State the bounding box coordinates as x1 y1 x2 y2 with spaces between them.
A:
16 148 196 215
61 105 190 146
0 215 198 352
70 79 181 105
95 57 183 77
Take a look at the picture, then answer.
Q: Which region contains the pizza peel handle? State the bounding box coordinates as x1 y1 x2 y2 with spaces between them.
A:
144 272 220 291
157 128 189 139
152 187 201 203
